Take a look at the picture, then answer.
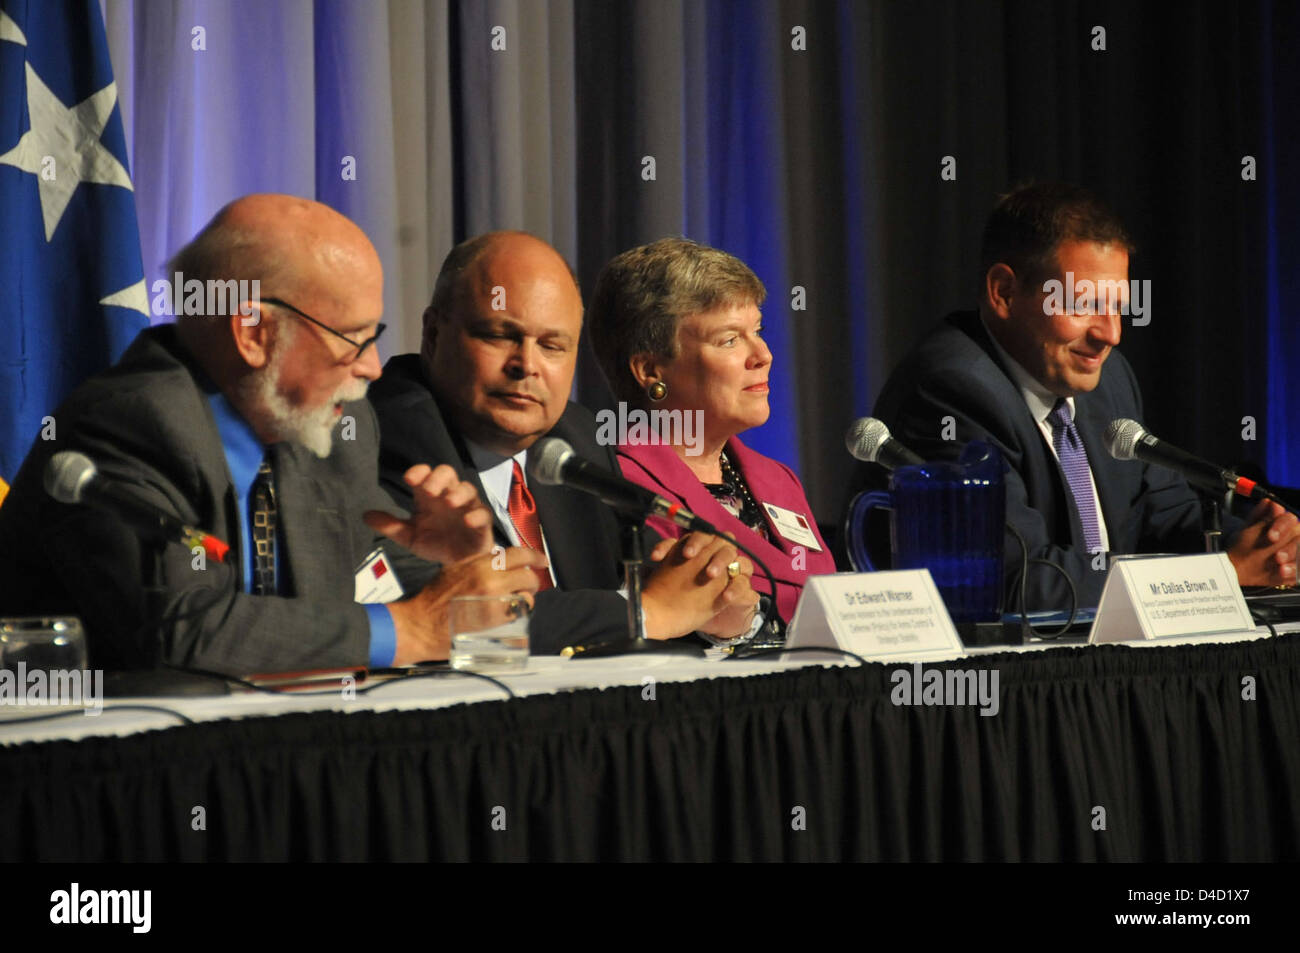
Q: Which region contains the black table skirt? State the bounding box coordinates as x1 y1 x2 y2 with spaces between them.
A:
3 636 1299 861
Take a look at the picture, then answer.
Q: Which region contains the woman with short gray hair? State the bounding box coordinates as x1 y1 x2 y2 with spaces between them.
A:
589 238 837 637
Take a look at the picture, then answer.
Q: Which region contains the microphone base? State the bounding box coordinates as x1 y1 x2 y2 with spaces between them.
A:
103 669 233 697
956 621 1024 648
566 636 706 660
726 636 788 658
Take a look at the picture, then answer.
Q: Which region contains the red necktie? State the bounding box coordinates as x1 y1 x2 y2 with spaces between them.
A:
508 460 552 590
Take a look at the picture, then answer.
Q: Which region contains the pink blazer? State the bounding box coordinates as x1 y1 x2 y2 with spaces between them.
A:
617 436 837 625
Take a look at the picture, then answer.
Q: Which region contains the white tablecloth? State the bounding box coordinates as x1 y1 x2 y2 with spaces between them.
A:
3 622 1293 747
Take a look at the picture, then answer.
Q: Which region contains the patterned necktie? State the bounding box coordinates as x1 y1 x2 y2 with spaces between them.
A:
250 457 278 595
1047 398 1103 554
507 460 552 591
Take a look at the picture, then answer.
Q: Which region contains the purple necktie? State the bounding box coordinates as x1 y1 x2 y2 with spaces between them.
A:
1047 399 1103 554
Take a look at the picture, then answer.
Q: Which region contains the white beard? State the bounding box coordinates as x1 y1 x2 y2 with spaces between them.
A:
254 342 369 459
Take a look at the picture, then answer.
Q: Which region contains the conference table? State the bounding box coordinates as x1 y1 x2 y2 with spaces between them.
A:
2 625 1298 862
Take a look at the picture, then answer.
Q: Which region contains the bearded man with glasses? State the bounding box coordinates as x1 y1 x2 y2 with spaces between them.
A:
0 194 546 675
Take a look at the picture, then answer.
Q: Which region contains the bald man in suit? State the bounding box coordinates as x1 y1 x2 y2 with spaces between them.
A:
0 196 544 673
371 232 759 654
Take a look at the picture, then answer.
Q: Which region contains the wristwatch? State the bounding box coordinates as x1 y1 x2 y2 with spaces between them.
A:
698 602 764 647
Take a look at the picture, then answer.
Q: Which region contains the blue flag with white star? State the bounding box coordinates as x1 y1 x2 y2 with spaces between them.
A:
0 0 148 482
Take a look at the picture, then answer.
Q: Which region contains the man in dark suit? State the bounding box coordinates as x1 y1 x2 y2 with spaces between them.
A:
847 183 1299 611
371 231 759 654
0 195 544 674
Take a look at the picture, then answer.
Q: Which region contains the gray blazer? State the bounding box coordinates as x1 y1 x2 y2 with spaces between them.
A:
0 326 435 674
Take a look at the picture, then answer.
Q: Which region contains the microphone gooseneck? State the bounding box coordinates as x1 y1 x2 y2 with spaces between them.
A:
44 451 230 562
1104 418 1270 502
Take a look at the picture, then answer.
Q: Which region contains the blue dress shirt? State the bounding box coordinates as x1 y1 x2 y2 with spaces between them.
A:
205 392 395 667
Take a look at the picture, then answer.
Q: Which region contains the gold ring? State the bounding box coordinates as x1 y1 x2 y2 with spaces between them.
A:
727 560 742 578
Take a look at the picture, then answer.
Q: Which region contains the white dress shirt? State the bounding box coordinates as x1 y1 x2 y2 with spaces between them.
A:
465 441 558 586
980 319 1111 553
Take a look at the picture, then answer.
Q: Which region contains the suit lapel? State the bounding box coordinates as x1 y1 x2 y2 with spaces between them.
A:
964 314 1090 550
185 380 245 588
624 441 806 589
725 437 803 552
532 478 602 585
460 462 502 546
531 406 626 588
272 442 334 599
408 379 508 546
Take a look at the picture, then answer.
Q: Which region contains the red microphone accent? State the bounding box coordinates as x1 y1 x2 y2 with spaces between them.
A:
1231 476 1271 502
666 502 682 520
201 534 230 563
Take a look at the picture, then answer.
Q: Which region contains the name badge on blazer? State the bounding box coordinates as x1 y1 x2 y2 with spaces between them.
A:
354 548 404 603
762 502 822 551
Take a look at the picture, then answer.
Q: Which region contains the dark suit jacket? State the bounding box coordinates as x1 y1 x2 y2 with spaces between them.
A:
619 436 837 625
369 354 630 654
0 326 435 674
845 311 1235 610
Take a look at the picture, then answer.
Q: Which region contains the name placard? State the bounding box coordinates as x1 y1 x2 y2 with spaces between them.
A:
786 571 965 661
1090 553 1255 643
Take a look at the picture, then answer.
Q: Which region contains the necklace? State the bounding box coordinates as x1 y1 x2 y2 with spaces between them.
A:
717 451 767 536
713 451 781 639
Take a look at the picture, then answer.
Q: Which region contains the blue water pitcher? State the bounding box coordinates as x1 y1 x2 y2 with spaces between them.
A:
845 441 1006 623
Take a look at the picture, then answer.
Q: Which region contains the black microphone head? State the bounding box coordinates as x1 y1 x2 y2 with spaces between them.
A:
45 451 97 504
527 437 575 486
1104 418 1146 461
845 417 894 464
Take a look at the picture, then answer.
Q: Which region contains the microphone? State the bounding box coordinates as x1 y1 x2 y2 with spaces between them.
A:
45 451 230 562
528 437 716 533
1104 419 1269 501
844 417 925 470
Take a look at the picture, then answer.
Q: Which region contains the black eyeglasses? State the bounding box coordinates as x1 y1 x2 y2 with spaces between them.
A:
261 297 387 363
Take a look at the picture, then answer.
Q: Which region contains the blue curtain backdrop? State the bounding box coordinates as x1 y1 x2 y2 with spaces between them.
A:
1261 0 1300 489
2 0 1295 515
698 0 794 465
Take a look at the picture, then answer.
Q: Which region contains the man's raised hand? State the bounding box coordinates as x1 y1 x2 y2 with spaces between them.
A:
364 463 493 564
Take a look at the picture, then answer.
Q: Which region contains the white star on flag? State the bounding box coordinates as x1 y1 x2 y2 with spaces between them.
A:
0 60 133 241
0 9 26 45
99 278 150 318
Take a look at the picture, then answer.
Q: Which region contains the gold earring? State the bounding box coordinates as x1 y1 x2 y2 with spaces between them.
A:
648 380 668 401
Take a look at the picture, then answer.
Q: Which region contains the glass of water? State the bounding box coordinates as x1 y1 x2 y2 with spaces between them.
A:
448 595 529 673
0 617 88 672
